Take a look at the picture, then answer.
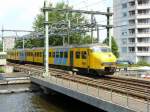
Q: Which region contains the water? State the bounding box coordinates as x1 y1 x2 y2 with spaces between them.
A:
0 84 106 112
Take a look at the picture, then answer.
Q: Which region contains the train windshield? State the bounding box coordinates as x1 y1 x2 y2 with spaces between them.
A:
92 47 111 52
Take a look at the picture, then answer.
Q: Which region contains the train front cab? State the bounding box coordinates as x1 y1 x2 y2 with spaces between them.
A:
89 46 116 75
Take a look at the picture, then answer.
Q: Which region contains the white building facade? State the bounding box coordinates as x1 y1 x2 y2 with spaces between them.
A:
113 0 150 63
3 36 15 51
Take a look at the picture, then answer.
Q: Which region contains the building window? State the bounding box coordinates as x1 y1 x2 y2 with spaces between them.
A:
138 18 150 24
129 38 135 43
129 20 135 26
138 37 150 43
129 47 135 53
122 32 127 36
138 9 150 15
138 28 150 34
138 0 150 5
129 29 135 35
122 38 127 44
122 12 127 17
129 11 135 16
138 47 149 52
121 47 127 53
129 1 135 7
122 3 127 8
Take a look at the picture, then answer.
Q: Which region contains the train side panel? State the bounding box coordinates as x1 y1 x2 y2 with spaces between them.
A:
33 49 44 64
25 49 34 62
49 48 54 64
73 48 89 69
53 48 69 66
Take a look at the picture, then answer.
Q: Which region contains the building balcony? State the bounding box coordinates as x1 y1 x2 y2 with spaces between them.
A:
137 42 150 46
129 34 136 38
128 24 136 29
128 6 136 11
128 0 135 2
136 52 150 56
128 15 136 20
137 4 150 9
128 42 136 45
136 14 150 19
137 33 150 37
137 24 150 28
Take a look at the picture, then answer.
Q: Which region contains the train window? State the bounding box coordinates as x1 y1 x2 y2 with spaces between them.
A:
40 52 42 57
53 52 55 57
56 52 59 58
60 52 63 58
76 51 80 59
82 51 87 59
92 47 111 52
64 52 68 58
101 47 111 52
49 52 51 57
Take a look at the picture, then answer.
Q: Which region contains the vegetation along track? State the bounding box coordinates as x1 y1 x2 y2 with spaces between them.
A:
8 62 150 101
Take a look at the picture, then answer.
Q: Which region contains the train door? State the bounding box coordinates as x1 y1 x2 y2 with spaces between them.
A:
70 50 74 66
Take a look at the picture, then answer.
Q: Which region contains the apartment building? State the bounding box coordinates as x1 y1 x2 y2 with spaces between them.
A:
113 0 150 63
3 36 15 51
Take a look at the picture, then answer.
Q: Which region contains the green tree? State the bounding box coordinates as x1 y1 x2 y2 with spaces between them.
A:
33 2 89 46
103 36 119 58
15 2 93 48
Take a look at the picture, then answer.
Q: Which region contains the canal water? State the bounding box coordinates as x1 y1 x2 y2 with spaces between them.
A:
0 84 105 112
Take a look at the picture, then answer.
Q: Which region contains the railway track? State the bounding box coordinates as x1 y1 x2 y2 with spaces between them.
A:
8 62 150 100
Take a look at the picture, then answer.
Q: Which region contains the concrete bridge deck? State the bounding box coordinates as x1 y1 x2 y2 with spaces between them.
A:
31 74 150 112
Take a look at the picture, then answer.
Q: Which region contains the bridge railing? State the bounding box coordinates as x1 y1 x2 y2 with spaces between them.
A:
30 72 150 112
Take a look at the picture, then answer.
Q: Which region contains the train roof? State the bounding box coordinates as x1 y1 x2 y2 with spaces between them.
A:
7 43 109 51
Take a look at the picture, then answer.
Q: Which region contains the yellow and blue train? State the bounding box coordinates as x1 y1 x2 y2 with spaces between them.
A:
7 44 117 75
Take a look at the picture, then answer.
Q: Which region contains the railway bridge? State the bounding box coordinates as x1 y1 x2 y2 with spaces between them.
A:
12 63 150 112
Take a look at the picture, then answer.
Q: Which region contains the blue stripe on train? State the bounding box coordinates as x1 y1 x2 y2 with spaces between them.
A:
54 48 69 65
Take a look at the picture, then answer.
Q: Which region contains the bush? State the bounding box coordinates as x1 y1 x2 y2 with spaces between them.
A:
137 60 150 66
0 67 4 73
